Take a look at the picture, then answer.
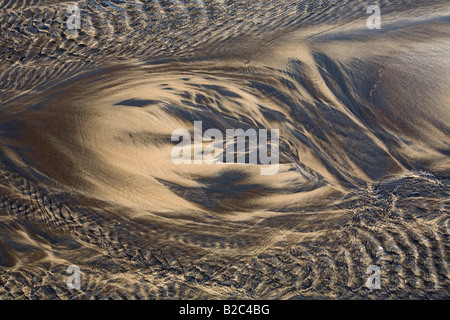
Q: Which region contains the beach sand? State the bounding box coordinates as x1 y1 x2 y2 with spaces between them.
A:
0 0 449 299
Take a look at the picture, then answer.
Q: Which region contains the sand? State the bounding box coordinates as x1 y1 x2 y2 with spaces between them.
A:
0 0 449 299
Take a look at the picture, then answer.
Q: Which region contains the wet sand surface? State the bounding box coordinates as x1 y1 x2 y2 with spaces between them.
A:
0 0 449 299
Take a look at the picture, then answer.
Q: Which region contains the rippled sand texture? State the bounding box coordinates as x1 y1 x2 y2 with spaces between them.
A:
0 0 449 299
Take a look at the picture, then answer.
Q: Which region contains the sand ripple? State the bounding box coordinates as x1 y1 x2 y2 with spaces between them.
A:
0 0 449 299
